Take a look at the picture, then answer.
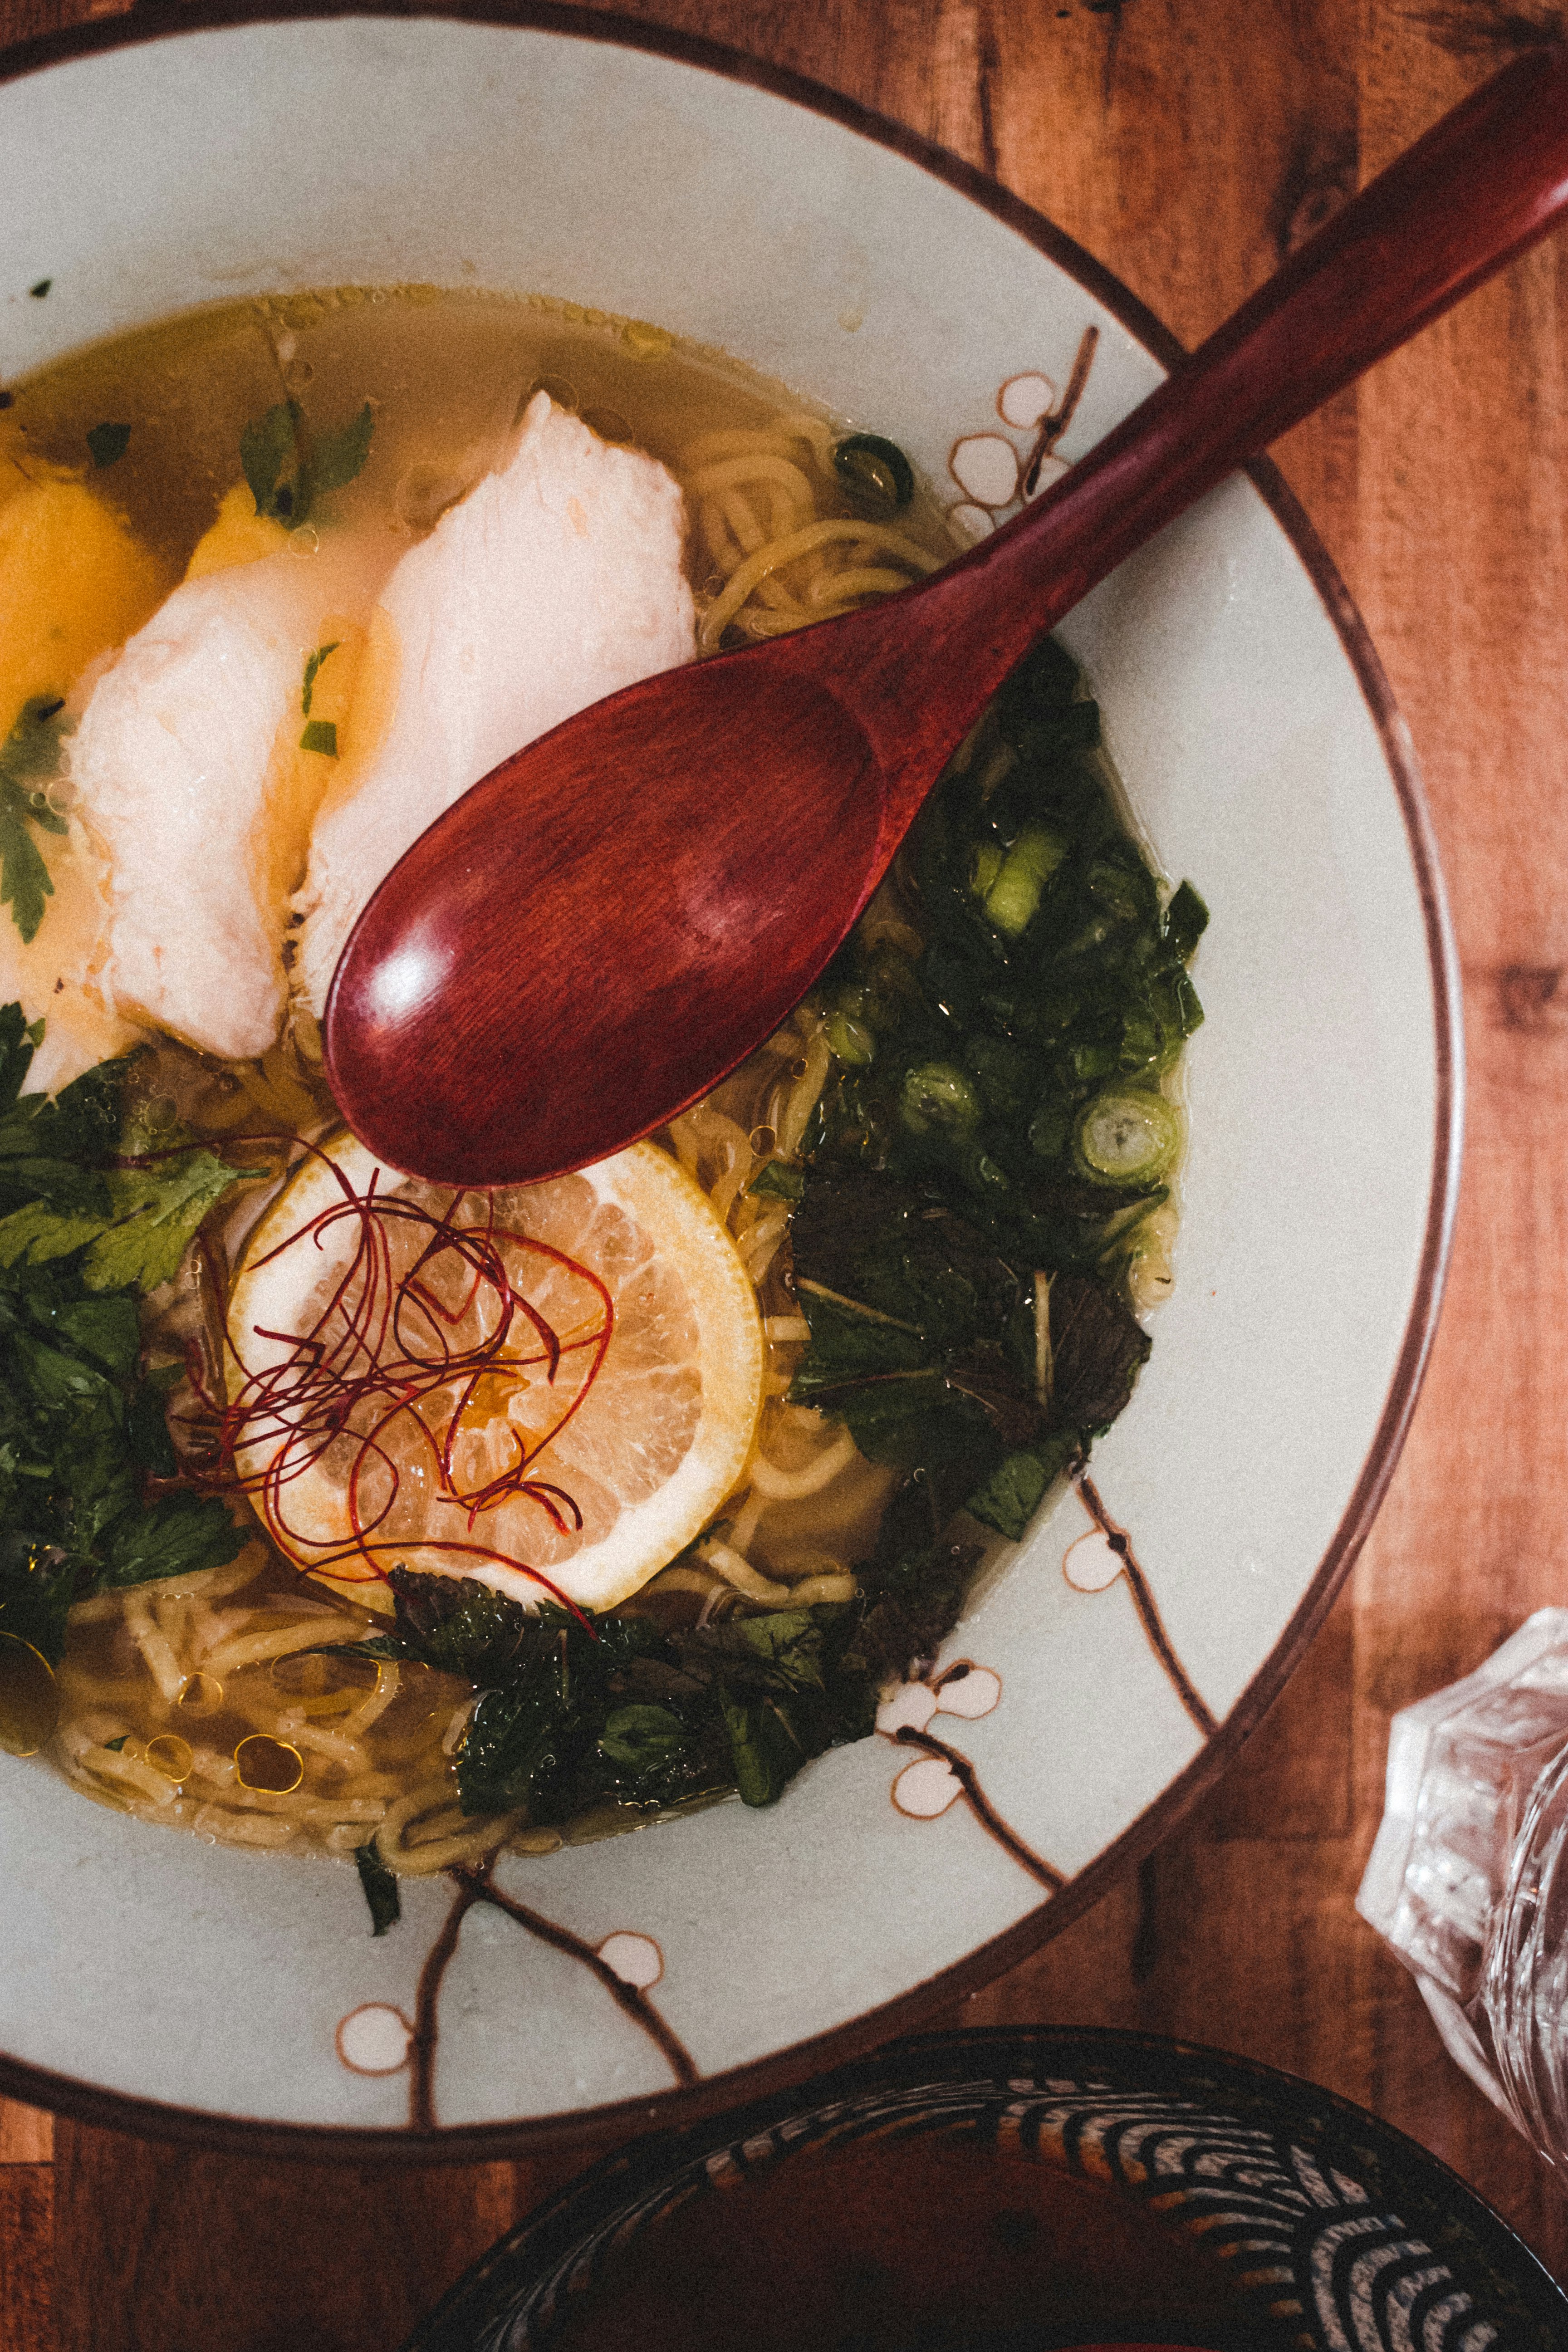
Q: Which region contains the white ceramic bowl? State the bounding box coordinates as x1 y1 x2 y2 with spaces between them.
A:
0 6 1458 2153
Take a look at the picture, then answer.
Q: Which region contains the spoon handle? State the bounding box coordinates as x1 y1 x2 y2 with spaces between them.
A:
819 41 1568 818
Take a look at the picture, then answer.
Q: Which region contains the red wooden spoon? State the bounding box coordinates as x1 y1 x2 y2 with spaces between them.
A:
324 47 1568 1187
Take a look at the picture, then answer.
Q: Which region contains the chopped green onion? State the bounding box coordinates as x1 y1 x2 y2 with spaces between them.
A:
832 432 915 510
900 1061 981 1136
969 841 1004 898
299 720 338 757
825 1010 876 1067
984 825 1068 936
1073 1088 1182 1186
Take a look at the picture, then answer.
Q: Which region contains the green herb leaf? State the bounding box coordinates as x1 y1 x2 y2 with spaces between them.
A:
0 1012 263 1601
0 1531 77 1668
86 421 131 469
718 1686 802 1806
240 399 301 520
103 1734 128 1753
790 1284 927 1389
0 699 71 945
241 400 375 528
0 1200 104 1271
299 720 338 758
1164 879 1209 962
241 400 299 519
965 1431 1078 1542
353 1840 402 1936
96 1492 247 1589
311 403 374 499
125 1376 178 1476
748 1159 804 1202
846 1529 980 1686
41 1294 140 1380
0 1003 39 1115
300 642 340 718
385 1566 531 1684
83 1150 263 1295
1048 1271 1151 1434
598 1704 687 1771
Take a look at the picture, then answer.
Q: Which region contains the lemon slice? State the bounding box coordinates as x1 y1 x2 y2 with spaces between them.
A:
226 1131 763 1613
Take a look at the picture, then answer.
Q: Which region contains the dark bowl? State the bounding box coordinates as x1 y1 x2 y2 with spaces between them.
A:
403 2027 1568 2352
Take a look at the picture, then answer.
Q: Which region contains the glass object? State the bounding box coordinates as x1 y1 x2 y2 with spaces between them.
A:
1358 1606 1568 2164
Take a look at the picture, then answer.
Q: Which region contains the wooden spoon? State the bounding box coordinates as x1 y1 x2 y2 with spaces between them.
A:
324 46 1568 1187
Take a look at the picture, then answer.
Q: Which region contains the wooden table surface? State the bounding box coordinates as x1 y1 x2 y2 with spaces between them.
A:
5 0 1568 2343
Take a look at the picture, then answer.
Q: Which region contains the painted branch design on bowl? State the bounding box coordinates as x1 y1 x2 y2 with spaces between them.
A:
947 324 1099 537
329 1857 697 2127
408 1860 698 2127
1069 1472 1219 1738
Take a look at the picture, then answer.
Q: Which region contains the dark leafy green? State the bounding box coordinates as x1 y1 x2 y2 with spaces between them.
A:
782 629 1201 1545
299 720 338 758
86 421 131 469
353 1841 402 1936
0 1008 258 1663
833 432 915 511
0 699 70 945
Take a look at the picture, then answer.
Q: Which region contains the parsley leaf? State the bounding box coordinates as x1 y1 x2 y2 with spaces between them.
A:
97 1492 246 1589
86 1150 258 1295
0 699 71 945
0 1145 262 1293
240 399 300 520
0 1010 259 1646
0 1003 41 1113
239 400 374 527
300 642 340 717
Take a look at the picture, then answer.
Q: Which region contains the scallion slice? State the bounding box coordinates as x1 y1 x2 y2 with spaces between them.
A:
832 432 915 510
1073 1088 1181 1186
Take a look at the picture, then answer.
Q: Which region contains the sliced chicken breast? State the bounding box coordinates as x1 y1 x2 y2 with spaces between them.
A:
70 534 395 1062
294 393 696 1013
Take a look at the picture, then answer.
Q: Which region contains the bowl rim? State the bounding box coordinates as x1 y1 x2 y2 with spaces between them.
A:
0 0 1463 2161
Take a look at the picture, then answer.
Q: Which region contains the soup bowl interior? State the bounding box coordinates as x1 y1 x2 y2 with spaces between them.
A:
0 10 1455 2146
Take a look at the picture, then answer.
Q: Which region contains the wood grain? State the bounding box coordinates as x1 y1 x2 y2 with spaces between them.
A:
4 0 1568 2342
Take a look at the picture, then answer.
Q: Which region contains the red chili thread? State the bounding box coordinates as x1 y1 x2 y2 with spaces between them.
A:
186 1134 612 1624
